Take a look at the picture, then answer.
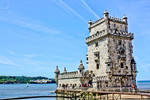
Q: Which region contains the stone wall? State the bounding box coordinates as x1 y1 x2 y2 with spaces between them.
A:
87 36 108 76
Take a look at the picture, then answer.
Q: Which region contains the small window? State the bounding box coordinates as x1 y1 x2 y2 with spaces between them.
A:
95 42 98 47
96 64 99 69
118 40 122 45
126 66 128 69
95 53 99 57
121 63 124 68
114 24 116 28
86 57 88 60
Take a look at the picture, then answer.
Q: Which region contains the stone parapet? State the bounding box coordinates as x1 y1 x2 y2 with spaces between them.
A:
89 18 105 29
86 30 107 43
108 29 134 39
58 71 82 79
109 16 127 24
88 16 127 30
86 29 133 44
93 76 109 82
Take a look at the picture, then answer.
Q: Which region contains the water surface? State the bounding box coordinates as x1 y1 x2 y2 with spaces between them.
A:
0 81 149 99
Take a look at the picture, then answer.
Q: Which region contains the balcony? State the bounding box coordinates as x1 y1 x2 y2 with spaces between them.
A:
94 56 99 62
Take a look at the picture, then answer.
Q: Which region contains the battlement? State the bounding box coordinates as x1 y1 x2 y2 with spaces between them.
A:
86 29 107 43
58 71 82 79
86 29 133 43
88 11 127 32
108 29 134 38
109 16 126 24
89 18 105 29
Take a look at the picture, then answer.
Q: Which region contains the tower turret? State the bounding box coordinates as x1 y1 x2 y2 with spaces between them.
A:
104 10 109 19
78 60 85 73
54 66 60 85
122 15 128 23
64 67 67 73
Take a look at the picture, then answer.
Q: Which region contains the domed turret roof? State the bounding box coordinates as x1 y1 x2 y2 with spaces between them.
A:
54 66 60 73
64 67 67 73
78 60 85 70
104 10 109 14
123 15 127 19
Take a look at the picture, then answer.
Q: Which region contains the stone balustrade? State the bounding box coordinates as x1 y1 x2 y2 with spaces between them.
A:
86 30 106 43
108 29 134 39
86 29 134 43
89 16 127 29
90 18 105 28
58 71 82 79
93 76 109 82
109 16 126 23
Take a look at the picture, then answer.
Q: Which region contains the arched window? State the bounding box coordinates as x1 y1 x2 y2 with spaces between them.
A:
121 63 124 68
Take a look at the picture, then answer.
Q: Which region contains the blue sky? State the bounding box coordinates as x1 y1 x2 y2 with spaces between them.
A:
0 0 150 80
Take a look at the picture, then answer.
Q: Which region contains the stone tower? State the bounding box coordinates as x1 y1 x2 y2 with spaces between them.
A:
86 11 137 89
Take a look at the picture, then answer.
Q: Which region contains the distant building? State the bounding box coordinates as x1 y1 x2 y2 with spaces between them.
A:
54 11 137 91
30 79 52 84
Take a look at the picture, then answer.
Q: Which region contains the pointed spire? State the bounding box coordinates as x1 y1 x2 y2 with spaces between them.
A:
80 60 82 64
64 67 67 73
54 65 60 73
78 60 85 70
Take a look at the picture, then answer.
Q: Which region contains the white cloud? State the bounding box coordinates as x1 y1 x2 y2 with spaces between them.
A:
80 0 100 19
57 0 87 23
0 16 61 35
0 56 17 66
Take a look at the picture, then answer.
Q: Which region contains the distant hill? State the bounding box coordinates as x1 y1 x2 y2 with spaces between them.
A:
0 76 56 84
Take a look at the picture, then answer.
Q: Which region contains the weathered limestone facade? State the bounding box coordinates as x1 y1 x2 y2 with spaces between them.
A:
55 11 137 91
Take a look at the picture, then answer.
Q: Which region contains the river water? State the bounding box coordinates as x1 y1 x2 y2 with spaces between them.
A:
0 84 57 99
0 81 150 99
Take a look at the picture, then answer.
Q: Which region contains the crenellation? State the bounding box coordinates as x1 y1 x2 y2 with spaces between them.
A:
90 18 105 27
109 16 127 24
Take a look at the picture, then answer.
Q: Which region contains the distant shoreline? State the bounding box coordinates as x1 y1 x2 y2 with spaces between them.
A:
0 76 56 84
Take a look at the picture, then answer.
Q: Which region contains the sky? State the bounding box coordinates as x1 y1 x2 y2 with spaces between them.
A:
0 0 150 80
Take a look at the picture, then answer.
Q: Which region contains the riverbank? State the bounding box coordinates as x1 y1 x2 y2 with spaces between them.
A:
0 76 56 84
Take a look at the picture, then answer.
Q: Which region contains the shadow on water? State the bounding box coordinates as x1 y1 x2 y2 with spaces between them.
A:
2 95 150 100
0 96 77 100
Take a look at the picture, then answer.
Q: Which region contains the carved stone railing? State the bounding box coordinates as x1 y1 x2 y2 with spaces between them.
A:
86 29 134 43
90 18 105 28
108 29 134 39
93 76 109 82
89 16 127 29
58 71 82 79
109 16 126 24
86 30 107 43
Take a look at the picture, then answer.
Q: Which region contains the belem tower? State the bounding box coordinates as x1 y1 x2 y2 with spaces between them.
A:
54 11 137 91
